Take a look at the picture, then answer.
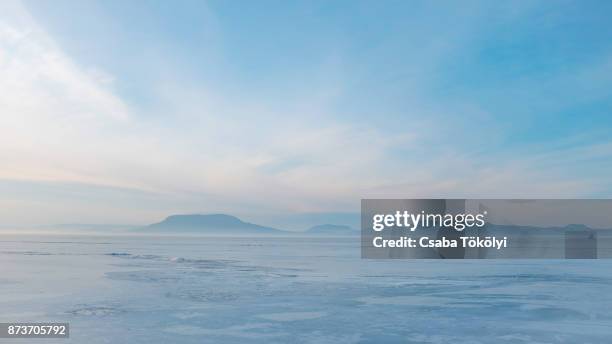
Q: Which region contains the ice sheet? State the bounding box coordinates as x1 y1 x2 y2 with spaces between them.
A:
1 234 611 343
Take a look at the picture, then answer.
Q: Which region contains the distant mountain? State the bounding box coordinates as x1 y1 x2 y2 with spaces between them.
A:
143 214 285 235
259 212 360 231
306 224 357 236
471 223 607 236
563 224 592 231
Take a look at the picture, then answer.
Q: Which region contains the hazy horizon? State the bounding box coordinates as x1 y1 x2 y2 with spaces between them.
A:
0 210 362 233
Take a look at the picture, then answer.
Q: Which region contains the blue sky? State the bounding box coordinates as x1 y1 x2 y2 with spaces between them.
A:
1 0 611 226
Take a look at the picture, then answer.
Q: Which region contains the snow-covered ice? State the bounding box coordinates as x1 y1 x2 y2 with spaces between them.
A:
1 234 611 343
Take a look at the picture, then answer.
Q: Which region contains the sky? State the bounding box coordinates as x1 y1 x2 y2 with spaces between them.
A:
1 0 612 226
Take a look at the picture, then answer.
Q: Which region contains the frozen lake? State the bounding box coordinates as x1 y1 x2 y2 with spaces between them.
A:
1 234 611 343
